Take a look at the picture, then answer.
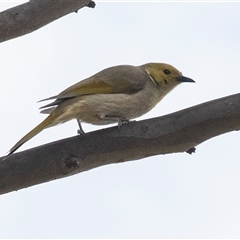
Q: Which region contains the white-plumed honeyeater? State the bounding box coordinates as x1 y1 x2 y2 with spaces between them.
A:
8 63 195 155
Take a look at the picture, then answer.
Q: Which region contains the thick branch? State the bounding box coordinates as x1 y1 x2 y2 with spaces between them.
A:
0 0 95 43
1 93 240 195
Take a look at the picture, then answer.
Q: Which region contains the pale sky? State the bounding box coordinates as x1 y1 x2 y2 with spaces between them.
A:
1 1 240 238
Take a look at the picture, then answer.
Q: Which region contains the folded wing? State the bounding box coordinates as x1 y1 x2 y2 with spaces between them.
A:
39 65 148 112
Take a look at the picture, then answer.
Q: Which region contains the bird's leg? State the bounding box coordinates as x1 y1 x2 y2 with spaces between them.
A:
76 119 85 135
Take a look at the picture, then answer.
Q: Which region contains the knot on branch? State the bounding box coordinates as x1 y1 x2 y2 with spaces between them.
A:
87 1 96 8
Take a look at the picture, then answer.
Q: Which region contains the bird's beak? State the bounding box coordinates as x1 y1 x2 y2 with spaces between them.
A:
177 76 195 83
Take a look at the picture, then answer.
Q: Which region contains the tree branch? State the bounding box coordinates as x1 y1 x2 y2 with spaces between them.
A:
0 0 95 43
1 93 240 195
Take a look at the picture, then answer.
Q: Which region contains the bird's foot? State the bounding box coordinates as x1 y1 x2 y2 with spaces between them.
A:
77 129 85 135
118 117 130 128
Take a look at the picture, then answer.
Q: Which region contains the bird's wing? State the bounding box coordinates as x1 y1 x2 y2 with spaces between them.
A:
39 65 148 109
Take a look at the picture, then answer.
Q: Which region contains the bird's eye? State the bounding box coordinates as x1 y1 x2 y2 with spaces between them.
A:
163 69 171 75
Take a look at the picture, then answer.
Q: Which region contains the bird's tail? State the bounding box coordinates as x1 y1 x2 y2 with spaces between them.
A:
8 113 58 156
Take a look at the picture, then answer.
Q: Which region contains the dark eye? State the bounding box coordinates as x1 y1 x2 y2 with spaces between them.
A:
163 69 171 75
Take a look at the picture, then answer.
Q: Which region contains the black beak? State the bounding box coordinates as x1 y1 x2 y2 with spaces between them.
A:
177 76 195 83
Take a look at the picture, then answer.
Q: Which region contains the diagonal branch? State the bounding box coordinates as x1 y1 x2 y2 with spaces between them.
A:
1 93 240 195
0 0 95 43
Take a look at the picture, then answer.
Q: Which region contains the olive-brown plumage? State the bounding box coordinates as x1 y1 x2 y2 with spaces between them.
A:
8 63 194 155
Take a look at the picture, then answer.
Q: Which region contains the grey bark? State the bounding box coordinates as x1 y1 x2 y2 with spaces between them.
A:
1 93 240 195
0 0 95 43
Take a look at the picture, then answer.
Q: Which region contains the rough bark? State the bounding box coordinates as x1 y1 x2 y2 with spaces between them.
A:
1 93 240 195
0 0 95 43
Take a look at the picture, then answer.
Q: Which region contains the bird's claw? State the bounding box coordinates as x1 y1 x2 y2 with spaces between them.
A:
77 129 85 135
118 118 130 128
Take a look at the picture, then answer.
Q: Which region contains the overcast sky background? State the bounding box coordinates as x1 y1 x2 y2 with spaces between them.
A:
1 1 240 238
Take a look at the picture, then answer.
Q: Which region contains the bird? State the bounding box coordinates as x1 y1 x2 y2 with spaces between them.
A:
8 63 195 155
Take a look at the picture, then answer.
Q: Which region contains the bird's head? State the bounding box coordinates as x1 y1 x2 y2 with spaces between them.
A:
142 63 195 93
